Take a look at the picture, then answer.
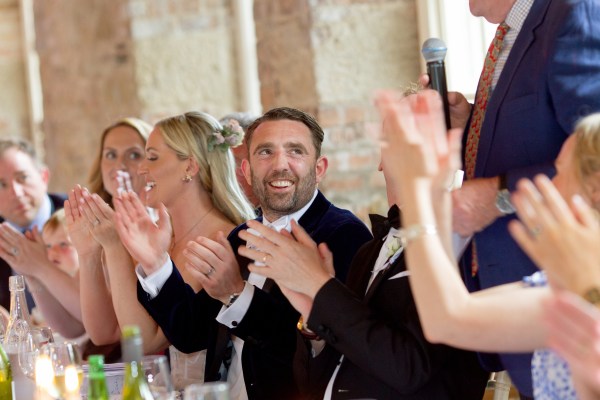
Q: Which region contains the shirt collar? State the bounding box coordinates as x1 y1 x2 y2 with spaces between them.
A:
505 0 534 32
10 194 52 233
262 189 318 231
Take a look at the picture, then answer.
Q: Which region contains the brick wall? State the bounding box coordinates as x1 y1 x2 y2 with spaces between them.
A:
6 0 422 224
0 0 29 140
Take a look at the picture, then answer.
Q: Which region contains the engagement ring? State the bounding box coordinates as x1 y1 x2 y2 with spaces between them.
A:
10 247 18 256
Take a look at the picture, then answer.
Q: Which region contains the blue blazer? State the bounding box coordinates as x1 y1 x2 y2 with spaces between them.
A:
0 192 66 310
138 191 372 400
460 0 600 395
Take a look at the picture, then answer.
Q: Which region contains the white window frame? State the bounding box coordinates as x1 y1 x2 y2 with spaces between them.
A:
416 0 496 100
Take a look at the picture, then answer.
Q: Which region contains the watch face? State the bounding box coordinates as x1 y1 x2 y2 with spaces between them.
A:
496 190 515 214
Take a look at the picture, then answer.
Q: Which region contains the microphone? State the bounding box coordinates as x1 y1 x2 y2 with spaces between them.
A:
421 38 451 129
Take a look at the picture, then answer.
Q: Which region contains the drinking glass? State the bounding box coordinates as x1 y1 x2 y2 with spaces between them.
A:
184 382 229 400
143 355 176 400
18 326 54 380
40 342 83 397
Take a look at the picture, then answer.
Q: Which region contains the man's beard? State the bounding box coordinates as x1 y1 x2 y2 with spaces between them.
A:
251 168 316 220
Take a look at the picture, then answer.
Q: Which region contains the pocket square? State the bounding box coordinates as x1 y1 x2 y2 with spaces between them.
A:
388 271 410 280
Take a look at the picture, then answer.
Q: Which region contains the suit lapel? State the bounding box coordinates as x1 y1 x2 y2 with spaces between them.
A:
476 0 552 176
364 253 405 303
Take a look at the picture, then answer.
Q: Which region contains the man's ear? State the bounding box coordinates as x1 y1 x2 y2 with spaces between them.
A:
40 167 50 186
241 159 252 186
314 156 328 184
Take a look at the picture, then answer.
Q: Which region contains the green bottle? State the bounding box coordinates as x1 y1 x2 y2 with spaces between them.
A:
121 325 154 400
0 343 12 400
88 355 109 400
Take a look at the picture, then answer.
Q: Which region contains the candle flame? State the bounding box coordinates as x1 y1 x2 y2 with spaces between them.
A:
65 365 80 392
35 354 54 389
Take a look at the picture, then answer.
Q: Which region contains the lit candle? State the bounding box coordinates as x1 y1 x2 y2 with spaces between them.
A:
34 355 55 400
65 364 82 400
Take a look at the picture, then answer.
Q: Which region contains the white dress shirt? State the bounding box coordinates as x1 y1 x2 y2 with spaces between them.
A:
137 190 318 400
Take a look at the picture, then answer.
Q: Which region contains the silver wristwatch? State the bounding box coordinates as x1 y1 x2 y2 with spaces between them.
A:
495 188 515 215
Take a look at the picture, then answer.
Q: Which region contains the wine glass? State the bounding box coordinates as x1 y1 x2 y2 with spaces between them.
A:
40 342 83 397
18 326 54 380
183 382 229 400
143 355 176 400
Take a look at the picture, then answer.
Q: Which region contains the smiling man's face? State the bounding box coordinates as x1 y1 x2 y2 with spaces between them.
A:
242 120 327 221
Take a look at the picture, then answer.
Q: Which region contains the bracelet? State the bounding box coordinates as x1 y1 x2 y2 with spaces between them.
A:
583 287 600 306
394 224 437 247
297 316 320 340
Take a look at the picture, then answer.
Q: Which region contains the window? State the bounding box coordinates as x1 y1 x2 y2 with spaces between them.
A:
416 0 496 99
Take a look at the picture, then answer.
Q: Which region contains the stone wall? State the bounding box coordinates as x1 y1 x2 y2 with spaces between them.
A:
2 0 422 224
0 0 29 140
255 0 420 221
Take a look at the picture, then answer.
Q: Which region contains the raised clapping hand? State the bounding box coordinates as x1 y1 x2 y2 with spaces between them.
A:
0 223 49 276
183 232 244 304
113 191 172 274
375 89 462 211
544 291 600 400
237 220 334 312
508 175 600 293
75 187 122 248
65 185 102 256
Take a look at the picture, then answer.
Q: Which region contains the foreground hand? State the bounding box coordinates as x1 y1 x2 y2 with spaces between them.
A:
238 220 334 299
544 291 600 397
65 185 101 256
114 191 171 274
452 177 501 237
0 224 50 276
184 232 244 304
375 89 463 207
79 189 120 248
509 175 600 293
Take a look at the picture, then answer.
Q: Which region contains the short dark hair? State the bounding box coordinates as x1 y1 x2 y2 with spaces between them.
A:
0 138 44 169
246 107 325 157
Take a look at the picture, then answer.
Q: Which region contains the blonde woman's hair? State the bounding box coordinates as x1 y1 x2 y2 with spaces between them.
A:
155 111 255 225
88 118 152 205
572 113 600 212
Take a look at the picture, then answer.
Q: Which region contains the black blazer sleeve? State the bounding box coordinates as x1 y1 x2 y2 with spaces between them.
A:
308 269 444 395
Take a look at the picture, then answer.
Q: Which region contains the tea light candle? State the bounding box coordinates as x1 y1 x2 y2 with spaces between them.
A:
35 355 55 400
65 365 82 400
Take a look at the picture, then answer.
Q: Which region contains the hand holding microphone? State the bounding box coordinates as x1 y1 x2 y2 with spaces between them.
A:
421 38 451 129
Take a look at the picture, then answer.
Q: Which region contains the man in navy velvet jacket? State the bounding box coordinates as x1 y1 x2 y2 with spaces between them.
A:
0 138 66 310
136 107 372 400
446 0 600 396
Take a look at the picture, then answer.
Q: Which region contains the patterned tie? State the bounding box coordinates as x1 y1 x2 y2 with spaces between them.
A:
464 22 509 277
465 22 510 179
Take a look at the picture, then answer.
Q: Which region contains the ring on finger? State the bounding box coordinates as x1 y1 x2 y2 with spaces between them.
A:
530 225 542 238
206 267 215 277
10 247 18 256
93 218 101 226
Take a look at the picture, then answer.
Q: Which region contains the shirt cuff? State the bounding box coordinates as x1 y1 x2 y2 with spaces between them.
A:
216 281 254 328
135 257 173 299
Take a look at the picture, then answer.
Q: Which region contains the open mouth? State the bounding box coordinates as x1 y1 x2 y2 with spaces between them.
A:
269 180 293 189
145 181 156 192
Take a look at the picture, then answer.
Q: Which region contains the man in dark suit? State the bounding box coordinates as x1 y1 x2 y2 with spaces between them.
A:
0 138 66 309
133 107 372 399
441 0 600 396
237 145 488 399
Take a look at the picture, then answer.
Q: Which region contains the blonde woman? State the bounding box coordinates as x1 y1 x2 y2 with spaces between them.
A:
72 111 254 385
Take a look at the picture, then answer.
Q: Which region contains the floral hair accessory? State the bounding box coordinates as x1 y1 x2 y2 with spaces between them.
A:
208 119 244 152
